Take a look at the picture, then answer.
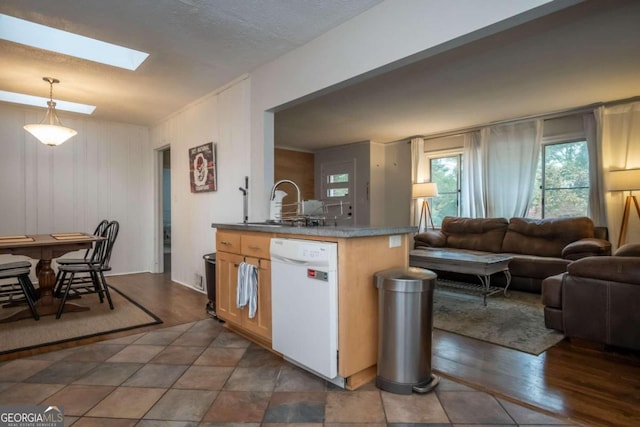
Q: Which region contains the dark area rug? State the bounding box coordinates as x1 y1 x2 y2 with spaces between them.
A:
433 285 564 355
0 287 161 355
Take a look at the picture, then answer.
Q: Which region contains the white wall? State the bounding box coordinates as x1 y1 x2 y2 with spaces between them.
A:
0 103 153 275
369 142 386 226
383 142 412 226
150 78 250 289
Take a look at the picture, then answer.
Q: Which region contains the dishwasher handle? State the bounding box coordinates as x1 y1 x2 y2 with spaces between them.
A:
270 254 313 266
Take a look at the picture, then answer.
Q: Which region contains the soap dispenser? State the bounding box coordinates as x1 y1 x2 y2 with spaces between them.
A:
270 190 287 221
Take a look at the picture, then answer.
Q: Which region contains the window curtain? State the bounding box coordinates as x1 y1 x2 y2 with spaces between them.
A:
410 137 426 229
601 102 640 248
584 109 607 226
481 120 542 218
461 131 485 218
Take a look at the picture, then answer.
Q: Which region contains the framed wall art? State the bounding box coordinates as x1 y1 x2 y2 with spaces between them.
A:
189 142 217 193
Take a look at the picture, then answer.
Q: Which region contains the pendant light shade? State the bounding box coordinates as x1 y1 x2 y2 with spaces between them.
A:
23 77 77 146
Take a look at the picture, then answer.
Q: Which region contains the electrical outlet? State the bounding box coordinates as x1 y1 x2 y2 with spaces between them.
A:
389 235 401 248
194 273 203 290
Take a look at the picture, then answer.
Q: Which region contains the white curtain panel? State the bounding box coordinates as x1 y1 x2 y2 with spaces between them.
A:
584 109 607 227
601 101 640 248
410 137 426 228
461 131 485 218
602 102 640 169
481 120 542 218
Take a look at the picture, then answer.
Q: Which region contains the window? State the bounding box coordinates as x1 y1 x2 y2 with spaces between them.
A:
429 155 462 226
326 173 349 198
528 140 589 218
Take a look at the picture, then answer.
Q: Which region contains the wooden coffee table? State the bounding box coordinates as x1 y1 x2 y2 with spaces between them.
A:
409 249 512 305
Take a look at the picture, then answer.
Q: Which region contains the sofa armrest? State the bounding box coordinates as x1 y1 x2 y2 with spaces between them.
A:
561 238 611 260
567 257 640 284
615 243 640 257
414 230 446 248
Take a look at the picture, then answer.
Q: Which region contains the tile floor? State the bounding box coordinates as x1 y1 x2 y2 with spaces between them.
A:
0 319 579 426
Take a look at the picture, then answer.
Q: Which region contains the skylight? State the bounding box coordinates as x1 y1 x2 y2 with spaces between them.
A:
0 14 149 70
0 90 96 115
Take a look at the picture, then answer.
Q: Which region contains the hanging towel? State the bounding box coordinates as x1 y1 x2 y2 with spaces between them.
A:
236 262 259 318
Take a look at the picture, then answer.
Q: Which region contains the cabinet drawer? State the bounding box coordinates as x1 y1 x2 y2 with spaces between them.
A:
216 231 241 254
241 234 271 258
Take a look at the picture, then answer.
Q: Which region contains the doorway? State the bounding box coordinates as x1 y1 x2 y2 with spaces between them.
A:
162 148 171 273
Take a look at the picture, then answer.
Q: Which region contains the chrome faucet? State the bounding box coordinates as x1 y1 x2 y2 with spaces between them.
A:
270 179 301 217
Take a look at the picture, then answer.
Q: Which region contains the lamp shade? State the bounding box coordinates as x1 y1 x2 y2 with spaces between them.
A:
24 123 77 146
607 169 640 192
412 182 439 198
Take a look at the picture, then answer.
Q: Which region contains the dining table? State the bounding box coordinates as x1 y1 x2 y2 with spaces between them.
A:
0 233 104 322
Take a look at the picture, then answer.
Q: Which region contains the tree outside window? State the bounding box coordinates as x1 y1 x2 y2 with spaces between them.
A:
528 140 589 218
429 155 461 226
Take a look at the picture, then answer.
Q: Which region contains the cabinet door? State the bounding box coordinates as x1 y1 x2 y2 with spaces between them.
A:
242 257 272 341
215 251 243 326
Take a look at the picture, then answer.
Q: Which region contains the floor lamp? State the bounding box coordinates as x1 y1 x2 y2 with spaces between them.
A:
608 168 640 247
412 182 439 231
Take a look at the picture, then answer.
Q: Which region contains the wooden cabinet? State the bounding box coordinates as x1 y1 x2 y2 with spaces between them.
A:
215 251 243 326
242 257 271 339
214 226 411 390
215 231 272 342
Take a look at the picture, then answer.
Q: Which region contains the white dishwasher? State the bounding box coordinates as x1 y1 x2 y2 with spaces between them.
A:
270 238 339 380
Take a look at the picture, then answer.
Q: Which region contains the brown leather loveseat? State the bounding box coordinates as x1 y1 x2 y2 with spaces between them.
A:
541 244 640 351
413 216 611 293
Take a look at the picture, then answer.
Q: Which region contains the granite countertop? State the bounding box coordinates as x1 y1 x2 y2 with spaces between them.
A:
211 222 417 238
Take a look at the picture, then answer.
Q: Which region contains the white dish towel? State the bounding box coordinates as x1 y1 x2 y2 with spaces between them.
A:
237 261 258 318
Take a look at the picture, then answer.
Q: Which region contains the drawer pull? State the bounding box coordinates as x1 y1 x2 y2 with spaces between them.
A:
220 241 232 245
248 245 261 250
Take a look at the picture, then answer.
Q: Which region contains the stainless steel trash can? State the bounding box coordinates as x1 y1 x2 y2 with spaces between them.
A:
374 267 439 394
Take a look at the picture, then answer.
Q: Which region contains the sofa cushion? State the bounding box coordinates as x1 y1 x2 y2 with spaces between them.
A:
441 216 508 253
501 217 595 257
508 254 570 280
414 230 446 248
562 238 611 259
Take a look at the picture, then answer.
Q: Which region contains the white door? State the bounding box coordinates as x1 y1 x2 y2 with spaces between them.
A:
320 160 355 225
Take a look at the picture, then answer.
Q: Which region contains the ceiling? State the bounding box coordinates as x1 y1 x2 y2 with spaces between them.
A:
275 0 640 150
0 0 382 125
3 1 639 153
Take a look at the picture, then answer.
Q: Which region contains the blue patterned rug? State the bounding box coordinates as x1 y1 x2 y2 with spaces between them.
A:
433 286 564 355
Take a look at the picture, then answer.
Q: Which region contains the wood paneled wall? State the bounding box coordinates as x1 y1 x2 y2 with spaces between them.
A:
274 148 315 215
0 104 153 275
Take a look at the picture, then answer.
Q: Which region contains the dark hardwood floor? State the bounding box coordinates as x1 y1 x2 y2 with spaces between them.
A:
0 272 209 363
2 272 639 426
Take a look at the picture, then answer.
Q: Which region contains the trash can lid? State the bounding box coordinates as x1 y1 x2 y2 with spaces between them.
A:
203 253 217 261
374 267 436 292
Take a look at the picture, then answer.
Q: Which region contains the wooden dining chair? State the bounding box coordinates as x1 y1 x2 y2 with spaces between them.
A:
55 219 109 275
54 221 119 319
0 261 39 320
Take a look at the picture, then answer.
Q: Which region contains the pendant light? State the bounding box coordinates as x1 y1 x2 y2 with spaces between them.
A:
23 77 77 146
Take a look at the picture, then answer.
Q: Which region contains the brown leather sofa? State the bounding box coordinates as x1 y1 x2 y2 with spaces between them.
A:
542 244 640 351
413 216 611 293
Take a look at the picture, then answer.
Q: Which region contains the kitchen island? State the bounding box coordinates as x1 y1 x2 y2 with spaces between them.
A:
211 222 416 390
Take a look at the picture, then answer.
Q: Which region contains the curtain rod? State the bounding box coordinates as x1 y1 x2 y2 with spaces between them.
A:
401 94 640 143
